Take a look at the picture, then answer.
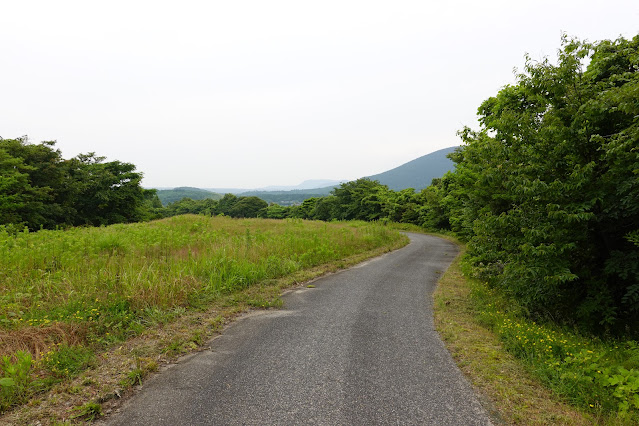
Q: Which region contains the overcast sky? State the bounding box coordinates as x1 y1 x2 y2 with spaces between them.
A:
2 1 638 189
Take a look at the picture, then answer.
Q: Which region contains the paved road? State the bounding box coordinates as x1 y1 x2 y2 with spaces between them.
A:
107 233 492 425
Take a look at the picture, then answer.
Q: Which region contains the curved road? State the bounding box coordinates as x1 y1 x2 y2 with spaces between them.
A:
107 233 492 425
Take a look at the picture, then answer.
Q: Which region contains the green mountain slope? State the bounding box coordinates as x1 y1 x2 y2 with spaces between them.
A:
156 187 222 206
366 146 457 191
156 147 457 206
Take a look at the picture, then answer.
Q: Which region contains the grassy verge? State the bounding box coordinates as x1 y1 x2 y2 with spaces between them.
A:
0 216 408 424
434 242 639 425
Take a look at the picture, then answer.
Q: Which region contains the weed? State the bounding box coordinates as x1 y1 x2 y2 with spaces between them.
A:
468 264 639 421
71 401 102 421
0 351 33 412
41 344 95 379
434 247 590 424
246 296 283 309
209 315 225 330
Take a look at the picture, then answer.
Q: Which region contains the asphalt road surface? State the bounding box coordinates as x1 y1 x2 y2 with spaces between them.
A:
107 233 492 425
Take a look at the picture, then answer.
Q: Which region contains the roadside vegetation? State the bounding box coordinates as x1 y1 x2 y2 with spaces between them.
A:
0 216 406 419
434 244 639 424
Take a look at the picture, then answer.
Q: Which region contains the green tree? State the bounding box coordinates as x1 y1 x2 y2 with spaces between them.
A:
0 137 68 228
291 197 319 219
228 196 268 218
264 203 290 219
215 193 239 216
331 178 390 221
312 196 338 221
65 153 148 226
451 35 639 332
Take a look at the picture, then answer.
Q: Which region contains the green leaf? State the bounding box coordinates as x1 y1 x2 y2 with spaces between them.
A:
0 377 15 387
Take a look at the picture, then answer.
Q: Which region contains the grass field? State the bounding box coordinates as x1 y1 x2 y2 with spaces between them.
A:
0 215 407 417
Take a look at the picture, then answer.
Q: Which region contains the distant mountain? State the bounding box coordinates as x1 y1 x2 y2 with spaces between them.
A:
155 187 222 206
253 179 345 192
236 146 458 204
367 146 457 191
155 147 457 206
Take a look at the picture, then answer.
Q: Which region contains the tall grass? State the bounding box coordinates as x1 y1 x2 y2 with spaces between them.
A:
0 215 405 411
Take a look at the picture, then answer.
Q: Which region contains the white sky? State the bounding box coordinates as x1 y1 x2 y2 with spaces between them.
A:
2 1 638 188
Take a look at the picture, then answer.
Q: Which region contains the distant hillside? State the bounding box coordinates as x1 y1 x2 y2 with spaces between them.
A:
239 186 335 206
367 146 457 191
156 187 222 206
221 147 458 205
252 179 344 192
156 147 457 206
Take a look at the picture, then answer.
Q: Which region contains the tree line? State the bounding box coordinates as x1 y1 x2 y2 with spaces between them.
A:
439 35 639 335
0 137 160 231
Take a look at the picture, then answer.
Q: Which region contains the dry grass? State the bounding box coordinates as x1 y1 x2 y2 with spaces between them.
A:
0 324 87 361
433 246 592 425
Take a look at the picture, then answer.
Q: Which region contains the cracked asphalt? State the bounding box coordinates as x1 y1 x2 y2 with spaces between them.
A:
106 233 492 425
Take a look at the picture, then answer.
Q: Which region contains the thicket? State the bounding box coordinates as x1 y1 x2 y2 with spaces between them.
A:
440 35 639 335
0 137 160 230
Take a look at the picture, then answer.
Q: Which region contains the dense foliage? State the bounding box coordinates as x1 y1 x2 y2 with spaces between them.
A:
431 35 639 334
0 137 160 230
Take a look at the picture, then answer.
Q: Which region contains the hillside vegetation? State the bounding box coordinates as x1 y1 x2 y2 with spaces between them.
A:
155 187 222 206
429 35 639 422
366 146 456 191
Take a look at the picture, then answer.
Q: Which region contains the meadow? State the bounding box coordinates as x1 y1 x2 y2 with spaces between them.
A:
0 215 406 413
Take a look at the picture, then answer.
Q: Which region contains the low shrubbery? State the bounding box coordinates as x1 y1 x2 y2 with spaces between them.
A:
470 272 639 422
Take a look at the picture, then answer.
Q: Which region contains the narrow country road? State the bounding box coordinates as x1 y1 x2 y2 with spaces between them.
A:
106 233 492 425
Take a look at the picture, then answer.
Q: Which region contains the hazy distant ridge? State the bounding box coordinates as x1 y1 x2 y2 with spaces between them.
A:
155 147 457 205
366 146 457 191
156 187 222 206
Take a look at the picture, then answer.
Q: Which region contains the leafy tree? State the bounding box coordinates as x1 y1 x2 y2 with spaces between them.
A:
312 196 338 221
215 193 239 216
383 188 419 224
0 138 153 229
332 178 390 221
290 197 319 219
163 197 218 217
417 176 454 230
263 203 290 219
228 196 268 218
64 153 147 226
0 149 45 229
450 35 639 332
0 137 68 228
